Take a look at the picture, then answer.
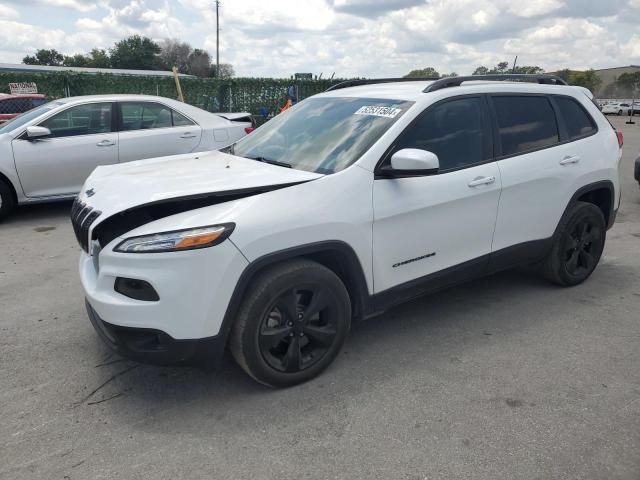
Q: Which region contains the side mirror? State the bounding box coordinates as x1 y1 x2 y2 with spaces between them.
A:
26 126 51 139
388 148 439 175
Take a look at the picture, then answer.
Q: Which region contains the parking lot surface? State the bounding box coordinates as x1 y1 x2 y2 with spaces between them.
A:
1 117 639 480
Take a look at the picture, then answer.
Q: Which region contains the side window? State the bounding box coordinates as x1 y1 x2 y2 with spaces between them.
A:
119 103 193 130
40 103 112 138
120 102 173 131
492 96 559 156
394 97 486 171
172 110 195 126
555 97 597 140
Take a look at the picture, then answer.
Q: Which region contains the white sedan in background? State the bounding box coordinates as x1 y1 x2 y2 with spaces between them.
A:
601 102 632 115
0 94 253 219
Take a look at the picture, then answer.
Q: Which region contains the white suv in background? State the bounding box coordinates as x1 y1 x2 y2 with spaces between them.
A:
74 75 622 387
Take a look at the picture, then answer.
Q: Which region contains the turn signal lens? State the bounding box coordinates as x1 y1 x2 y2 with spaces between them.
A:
114 224 234 253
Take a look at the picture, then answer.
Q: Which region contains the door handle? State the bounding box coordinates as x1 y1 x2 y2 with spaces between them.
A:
96 139 115 147
560 155 580 165
180 132 197 138
468 176 496 187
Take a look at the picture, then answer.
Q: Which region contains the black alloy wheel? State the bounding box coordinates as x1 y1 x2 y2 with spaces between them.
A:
562 219 603 278
259 285 338 373
230 259 351 387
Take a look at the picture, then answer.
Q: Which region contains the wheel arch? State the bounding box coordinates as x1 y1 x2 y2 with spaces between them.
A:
218 241 370 348
0 170 18 204
569 180 615 229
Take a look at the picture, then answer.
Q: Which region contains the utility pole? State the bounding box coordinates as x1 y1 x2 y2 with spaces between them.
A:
215 0 220 78
511 55 518 74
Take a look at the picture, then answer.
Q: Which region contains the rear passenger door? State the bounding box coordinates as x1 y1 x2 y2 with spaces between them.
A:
117 102 202 163
489 94 595 262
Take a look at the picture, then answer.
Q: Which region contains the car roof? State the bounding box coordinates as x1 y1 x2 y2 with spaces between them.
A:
317 80 586 102
56 94 182 105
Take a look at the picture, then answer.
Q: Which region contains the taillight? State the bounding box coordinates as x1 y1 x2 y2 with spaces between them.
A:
244 127 254 134
616 131 624 148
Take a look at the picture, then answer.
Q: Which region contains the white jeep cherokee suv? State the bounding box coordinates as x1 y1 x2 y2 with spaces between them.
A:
74 75 623 387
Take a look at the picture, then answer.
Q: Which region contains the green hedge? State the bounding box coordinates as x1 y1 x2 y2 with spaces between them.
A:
0 72 343 116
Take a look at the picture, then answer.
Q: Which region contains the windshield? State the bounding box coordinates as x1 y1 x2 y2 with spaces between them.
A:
231 97 413 174
0 101 61 134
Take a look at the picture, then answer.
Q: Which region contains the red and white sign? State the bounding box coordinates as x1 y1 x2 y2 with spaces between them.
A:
9 82 38 94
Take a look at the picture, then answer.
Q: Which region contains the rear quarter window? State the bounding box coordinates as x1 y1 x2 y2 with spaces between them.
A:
554 96 597 140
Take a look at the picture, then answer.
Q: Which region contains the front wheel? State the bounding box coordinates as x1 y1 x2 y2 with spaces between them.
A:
618 110 623 116
229 259 351 387
541 201 606 286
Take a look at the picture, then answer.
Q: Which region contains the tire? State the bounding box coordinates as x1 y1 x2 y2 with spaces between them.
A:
617 110 623 116
0 179 16 222
229 259 351 388
541 201 606 286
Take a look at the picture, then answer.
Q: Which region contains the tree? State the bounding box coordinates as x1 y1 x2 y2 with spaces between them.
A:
160 38 192 73
63 53 89 67
213 63 235 78
22 49 64 66
570 69 602 94
109 35 162 70
615 72 640 98
441 72 458 78
404 67 440 78
187 48 211 77
555 69 572 82
495 61 510 73
473 61 543 76
86 49 111 68
513 65 544 74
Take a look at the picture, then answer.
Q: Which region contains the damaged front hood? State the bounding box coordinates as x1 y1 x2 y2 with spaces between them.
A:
80 150 323 219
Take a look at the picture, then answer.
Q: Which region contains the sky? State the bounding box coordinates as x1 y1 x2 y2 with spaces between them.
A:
0 0 639 78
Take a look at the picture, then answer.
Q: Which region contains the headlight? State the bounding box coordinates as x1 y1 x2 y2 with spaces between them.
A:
114 223 235 253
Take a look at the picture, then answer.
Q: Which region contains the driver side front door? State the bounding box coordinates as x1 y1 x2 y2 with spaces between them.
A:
12 102 117 198
372 95 501 293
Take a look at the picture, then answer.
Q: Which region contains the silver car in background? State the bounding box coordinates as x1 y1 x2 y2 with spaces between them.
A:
0 94 252 219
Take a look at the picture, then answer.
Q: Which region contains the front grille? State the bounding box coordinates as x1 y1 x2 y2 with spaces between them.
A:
71 198 101 253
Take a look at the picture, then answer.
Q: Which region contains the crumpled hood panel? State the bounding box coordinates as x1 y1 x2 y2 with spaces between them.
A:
79 150 323 221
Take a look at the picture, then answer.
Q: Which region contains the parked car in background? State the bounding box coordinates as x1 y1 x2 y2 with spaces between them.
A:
0 93 47 123
0 94 252 219
74 75 622 387
602 102 633 115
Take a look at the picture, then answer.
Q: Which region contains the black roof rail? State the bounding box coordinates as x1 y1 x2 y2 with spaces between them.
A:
325 77 439 92
422 74 568 93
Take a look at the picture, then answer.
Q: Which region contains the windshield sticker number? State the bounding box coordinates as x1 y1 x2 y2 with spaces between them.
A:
354 106 402 118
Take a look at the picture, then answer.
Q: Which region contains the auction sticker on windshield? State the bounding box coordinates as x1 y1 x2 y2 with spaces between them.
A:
354 105 402 118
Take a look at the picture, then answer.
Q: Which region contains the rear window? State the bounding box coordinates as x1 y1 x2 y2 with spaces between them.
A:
492 96 560 157
555 97 597 140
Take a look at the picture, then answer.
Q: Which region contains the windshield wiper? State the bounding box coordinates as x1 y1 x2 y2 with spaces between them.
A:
245 156 292 168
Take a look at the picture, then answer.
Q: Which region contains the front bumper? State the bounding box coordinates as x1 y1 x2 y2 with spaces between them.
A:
79 238 248 340
86 300 225 365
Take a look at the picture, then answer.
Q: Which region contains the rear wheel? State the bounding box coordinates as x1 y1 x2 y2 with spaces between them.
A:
541 201 606 286
0 179 16 221
229 259 351 387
